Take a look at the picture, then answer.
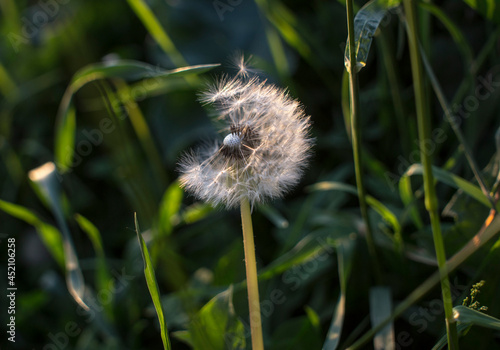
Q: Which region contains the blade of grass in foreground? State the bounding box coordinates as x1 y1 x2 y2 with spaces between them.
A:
403 1 458 347
135 213 172 350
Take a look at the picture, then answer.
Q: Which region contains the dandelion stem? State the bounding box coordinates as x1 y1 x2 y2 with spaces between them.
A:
403 1 458 348
345 0 382 284
240 198 264 350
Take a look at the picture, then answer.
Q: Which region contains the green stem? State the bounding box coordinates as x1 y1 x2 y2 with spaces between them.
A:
240 198 264 350
402 1 458 348
346 0 381 284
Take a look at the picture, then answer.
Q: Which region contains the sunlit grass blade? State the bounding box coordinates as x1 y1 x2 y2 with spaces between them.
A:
345 0 402 72
369 286 395 350
125 0 187 67
29 162 88 311
309 181 402 249
54 61 219 172
134 213 172 350
323 237 355 350
0 199 64 267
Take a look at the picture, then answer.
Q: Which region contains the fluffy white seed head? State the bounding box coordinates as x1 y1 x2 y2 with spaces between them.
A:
178 68 313 209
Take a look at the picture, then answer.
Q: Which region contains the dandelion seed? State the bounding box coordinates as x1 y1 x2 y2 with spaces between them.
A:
179 67 313 209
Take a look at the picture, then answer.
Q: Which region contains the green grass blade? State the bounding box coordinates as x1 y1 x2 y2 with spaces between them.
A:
134 213 172 350
0 199 64 267
258 204 289 229
309 181 402 248
54 60 219 172
418 2 474 67
258 228 343 282
158 180 184 238
54 105 76 173
369 286 395 350
323 238 355 350
125 0 188 67
345 0 402 71
453 305 500 330
462 0 500 24
400 164 491 208
74 213 113 310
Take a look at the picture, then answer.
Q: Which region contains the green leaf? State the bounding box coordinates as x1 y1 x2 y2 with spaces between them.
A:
462 0 500 25
433 306 500 349
189 286 246 350
323 238 355 350
135 213 172 350
0 199 64 267
345 0 402 72
54 60 219 173
369 286 395 350
158 180 184 237
453 305 500 330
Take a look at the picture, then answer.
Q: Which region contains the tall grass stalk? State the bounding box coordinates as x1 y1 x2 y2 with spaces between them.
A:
240 198 264 350
345 0 381 283
402 0 458 348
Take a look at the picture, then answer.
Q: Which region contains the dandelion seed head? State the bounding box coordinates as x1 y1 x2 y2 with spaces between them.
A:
179 63 313 208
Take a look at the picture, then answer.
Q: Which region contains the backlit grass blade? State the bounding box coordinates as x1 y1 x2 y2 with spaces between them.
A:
0 199 64 267
135 213 172 350
54 61 219 172
345 0 402 72
323 238 355 350
29 162 88 311
125 0 187 67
